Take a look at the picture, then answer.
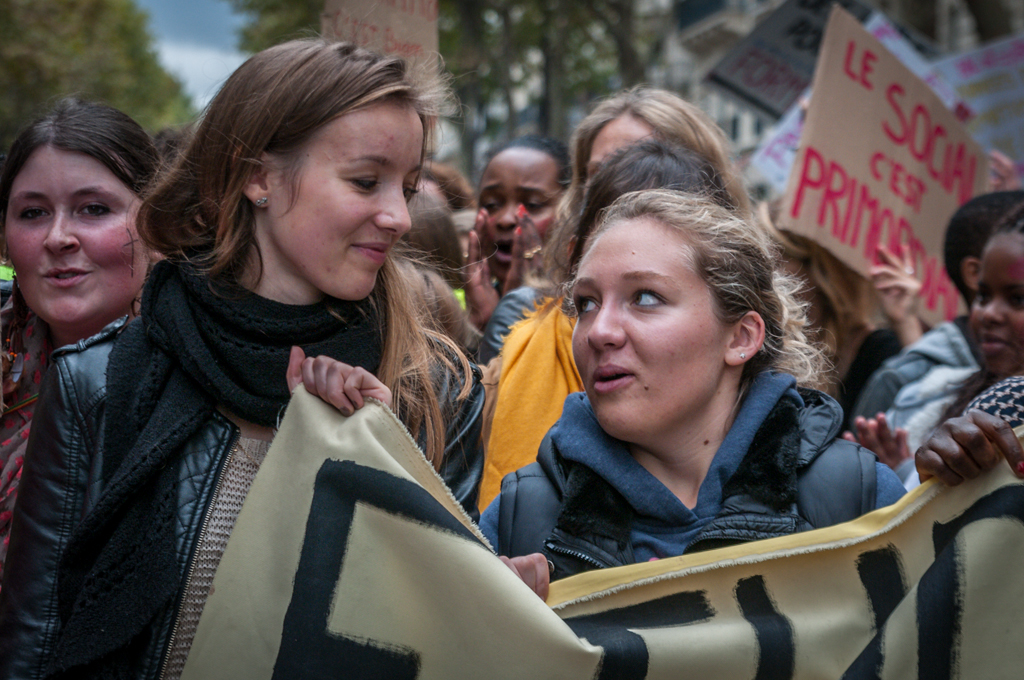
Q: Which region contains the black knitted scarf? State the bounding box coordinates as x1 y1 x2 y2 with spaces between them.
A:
48 260 382 679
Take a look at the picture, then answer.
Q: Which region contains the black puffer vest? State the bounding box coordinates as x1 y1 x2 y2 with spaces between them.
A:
495 388 879 580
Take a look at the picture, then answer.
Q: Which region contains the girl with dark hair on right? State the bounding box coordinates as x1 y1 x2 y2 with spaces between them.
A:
916 200 1024 485
939 200 1024 421
0 98 158 582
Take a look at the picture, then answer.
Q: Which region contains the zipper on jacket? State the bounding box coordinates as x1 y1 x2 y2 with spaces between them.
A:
157 430 240 680
544 539 610 571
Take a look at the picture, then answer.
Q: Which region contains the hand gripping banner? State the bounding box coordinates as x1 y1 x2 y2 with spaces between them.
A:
182 388 1024 679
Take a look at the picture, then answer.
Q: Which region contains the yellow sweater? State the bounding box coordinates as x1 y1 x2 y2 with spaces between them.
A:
479 299 583 510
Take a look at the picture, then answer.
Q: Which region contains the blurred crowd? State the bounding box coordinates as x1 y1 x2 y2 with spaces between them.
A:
0 37 1022 678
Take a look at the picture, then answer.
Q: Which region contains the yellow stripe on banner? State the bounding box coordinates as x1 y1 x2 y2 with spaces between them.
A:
548 425 1024 608
547 479 940 608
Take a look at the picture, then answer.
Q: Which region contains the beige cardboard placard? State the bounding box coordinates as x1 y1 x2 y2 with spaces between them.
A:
783 6 987 325
321 0 439 69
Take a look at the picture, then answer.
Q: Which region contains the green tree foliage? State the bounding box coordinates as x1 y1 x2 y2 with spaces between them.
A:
0 0 195 149
229 0 324 53
220 0 638 172
440 0 626 171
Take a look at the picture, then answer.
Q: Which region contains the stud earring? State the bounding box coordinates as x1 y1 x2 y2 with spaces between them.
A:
255 197 268 207
740 352 746 360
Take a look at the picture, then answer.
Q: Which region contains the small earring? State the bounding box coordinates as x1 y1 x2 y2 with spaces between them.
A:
255 197 268 207
740 352 746 360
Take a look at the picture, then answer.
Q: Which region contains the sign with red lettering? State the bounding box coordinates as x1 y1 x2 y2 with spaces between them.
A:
322 0 438 68
783 7 986 324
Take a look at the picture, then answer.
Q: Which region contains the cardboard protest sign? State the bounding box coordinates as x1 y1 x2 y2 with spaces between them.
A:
783 7 986 325
182 389 1024 678
933 32 1024 177
706 0 873 119
751 11 967 194
322 0 439 67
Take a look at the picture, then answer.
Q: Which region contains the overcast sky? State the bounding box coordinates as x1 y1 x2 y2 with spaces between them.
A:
135 0 247 108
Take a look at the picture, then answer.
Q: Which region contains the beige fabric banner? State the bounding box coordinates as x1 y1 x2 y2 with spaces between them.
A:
183 389 1024 679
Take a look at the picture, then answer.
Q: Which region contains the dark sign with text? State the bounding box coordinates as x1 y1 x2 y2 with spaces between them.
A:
706 0 872 118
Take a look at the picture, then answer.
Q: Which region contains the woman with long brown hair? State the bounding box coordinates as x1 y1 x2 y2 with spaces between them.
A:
0 39 483 680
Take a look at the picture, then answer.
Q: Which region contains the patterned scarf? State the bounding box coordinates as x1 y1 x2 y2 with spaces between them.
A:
0 285 50 583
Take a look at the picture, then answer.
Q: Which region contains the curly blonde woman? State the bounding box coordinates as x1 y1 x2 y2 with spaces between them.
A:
481 189 905 599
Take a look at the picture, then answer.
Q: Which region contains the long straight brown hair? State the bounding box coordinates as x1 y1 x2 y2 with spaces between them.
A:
139 39 469 467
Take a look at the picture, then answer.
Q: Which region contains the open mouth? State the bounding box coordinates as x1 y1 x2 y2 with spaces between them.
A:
592 366 634 394
493 240 514 262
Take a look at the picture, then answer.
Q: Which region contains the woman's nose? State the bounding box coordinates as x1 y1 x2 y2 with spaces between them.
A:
43 213 80 253
493 203 518 231
375 189 413 236
586 304 626 348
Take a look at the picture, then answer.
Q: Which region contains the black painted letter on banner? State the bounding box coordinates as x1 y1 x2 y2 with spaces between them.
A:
272 459 483 679
917 485 1024 680
840 545 908 680
736 575 795 680
563 590 715 680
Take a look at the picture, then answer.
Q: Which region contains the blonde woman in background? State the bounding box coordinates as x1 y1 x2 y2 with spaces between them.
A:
761 202 923 429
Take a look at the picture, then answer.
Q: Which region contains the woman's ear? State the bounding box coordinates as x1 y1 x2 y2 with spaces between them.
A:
726 311 766 366
242 154 272 206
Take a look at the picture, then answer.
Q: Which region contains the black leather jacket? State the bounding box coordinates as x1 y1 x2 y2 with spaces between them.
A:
495 388 881 580
0 318 485 680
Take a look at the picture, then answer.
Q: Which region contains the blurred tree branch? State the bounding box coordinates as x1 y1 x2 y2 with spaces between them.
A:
229 0 323 53
0 0 194 149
